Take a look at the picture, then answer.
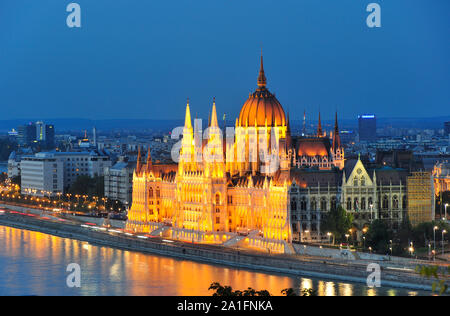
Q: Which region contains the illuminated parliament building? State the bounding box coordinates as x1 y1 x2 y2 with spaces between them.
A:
126 55 349 253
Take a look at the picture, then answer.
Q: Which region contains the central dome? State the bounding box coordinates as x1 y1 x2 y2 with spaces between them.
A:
238 55 286 127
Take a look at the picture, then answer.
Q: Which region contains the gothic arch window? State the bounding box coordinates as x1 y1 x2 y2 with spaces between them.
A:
353 177 358 187
382 195 389 210
368 197 373 208
361 197 366 210
354 197 359 211
291 198 297 211
149 187 154 198
331 197 337 211
361 177 366 186
311 198 317 211
393 196 399 210
215 193 220 205
300 197 307 211
156 187 160 199
347 197 352 211
320 197 327 211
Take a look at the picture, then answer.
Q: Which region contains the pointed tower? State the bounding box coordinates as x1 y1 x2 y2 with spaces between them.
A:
302 110 306 136
317 112 323 137
205 97 224 178
210 97 219 128
180 98 195 174
257 51 267 89
136 146 141 175
332 112 342 153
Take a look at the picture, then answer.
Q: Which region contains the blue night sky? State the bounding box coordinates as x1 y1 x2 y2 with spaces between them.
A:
0 0 449 121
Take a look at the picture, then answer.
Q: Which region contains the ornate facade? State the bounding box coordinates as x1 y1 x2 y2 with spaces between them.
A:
126 55 346 252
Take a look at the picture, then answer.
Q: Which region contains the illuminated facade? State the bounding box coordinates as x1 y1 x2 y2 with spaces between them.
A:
126 56 345 253
433 161 450 195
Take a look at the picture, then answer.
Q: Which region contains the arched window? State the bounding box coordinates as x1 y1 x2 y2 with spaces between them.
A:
353 177 358 187
320 197 327 211
382 195 389 210
291 198 297 211
361 197 366 210
347 197 352 211
300 197 307 211
311 198 317 210
354 197 359 211
331 197 337 211
156 187 160 198
393 196 399 209
215 193 220 205
149 187 153 198
368 197 373 208
360 177 366 186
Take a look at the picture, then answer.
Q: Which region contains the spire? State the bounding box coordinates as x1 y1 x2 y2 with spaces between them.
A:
317 112 323 137
136 146 141 174
210 97 219 128
184 98 192 130
302 110 306 136
334 112 339 133
332 111 342 152
257 50 267 89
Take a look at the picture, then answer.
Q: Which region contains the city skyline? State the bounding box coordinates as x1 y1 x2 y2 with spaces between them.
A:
0 1 449 121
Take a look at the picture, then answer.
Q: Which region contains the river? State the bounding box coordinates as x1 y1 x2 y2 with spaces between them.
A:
0 225 429 296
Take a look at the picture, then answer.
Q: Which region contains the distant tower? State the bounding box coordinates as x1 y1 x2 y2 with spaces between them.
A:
317 112 323 137
302 110 306 136
93 127 97 147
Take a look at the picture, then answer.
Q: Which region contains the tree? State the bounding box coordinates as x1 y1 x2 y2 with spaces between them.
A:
208 283 316 296
366 220 391 254
321 205 354 243
0 139 17 161
68 175 104 197
208 282 271 296
416 265 449 296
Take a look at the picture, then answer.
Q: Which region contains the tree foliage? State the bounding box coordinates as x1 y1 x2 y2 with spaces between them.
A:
0 139 17 161
366 219 391 254
68 175 104 197
416 265 449 296
208 282 317 297
321 205 353 243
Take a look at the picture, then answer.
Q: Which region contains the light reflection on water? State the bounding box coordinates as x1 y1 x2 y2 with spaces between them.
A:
0 226 427 296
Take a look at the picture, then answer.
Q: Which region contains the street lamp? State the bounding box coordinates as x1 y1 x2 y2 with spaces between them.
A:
409 242 414 258
327 232 332 245
433 226 438 256
442 230 447 256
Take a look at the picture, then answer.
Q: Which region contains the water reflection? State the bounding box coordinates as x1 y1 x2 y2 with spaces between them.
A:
0 226 426 296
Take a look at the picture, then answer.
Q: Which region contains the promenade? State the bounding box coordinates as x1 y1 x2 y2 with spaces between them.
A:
0 205 448 292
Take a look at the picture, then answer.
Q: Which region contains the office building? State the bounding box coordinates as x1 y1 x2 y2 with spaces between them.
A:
445 121 450 136
407 172 435 226
20 151 112 196
358 114 377 142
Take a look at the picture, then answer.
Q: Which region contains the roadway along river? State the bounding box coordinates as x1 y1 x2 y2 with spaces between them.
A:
0 225 429 296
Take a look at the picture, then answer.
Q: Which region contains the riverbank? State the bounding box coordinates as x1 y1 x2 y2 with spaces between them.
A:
0 209 446 293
